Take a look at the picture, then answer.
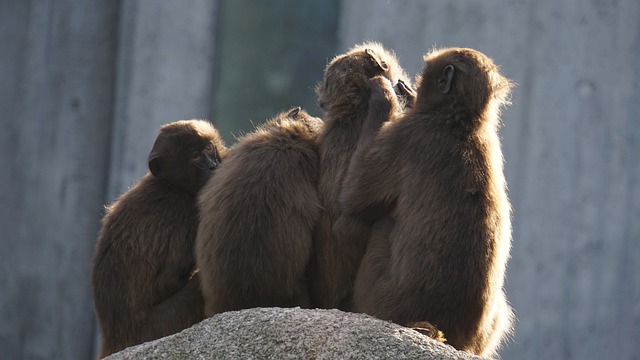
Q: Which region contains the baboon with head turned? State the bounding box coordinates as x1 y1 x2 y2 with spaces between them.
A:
92 120 226 359
336 47 514 357
309 42 415 310
196 107 323 317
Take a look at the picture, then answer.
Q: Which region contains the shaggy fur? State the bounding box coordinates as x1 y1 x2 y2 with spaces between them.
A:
337 48 514 357
196 108 322 317
310 42 414 310
92 120 226 358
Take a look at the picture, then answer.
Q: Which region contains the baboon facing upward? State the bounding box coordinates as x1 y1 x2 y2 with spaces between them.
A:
92 120 226 358
310 42 415 310
196 107 322 317
336 48 514 357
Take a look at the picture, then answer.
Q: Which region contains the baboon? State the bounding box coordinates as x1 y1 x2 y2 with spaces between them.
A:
337 48 514 357
196 107 323 317
310 42 415 310
92 120 226 358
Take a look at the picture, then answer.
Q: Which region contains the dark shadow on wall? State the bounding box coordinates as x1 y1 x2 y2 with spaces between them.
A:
212 0 341 145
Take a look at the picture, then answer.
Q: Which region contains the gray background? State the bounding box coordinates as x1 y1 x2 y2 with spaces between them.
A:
1 0 638 359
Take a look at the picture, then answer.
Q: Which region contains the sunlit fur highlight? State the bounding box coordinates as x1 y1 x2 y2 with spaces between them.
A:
310 42 414 310
196 108 322 317
337 47 514 357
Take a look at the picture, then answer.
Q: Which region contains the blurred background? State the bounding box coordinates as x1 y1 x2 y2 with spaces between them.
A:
1 0 638 359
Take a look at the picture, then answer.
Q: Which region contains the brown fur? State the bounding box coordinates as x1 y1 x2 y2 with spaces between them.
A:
196 107 322 317
337 48 514 357
92 120 226 358
309 42 414 310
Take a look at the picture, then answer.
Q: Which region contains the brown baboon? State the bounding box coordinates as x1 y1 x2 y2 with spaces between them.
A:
310 42 415 310
337 47 514 357
92 120 226 358
196 107 323 317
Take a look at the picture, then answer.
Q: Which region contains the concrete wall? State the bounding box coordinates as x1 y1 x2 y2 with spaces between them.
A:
0 1 218 358
0 1 119 359
339 1 640 359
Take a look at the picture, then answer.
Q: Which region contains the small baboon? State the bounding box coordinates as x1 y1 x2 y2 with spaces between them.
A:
310 42 415 310
92 120 226 358
337 48 514 357
196 107 323 317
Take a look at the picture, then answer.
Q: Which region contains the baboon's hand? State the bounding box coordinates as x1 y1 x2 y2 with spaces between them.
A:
368 76 397 116
395 79 417 109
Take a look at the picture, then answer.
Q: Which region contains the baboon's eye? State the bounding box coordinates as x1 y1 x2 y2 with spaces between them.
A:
204 142 214 152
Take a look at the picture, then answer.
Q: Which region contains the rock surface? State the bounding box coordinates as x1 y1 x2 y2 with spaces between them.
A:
106 307 484 359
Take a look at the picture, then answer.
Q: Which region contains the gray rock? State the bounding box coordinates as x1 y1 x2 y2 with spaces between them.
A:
106 307 484 359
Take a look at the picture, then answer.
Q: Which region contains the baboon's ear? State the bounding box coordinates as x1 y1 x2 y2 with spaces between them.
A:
287 106 302 118
365 48 389 72
148 154 163 178
438 65 455 94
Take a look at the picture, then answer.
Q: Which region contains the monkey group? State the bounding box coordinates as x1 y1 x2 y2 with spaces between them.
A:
92 42 514 358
